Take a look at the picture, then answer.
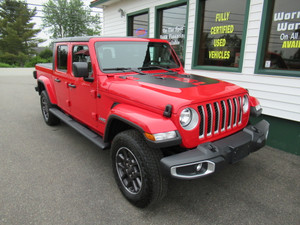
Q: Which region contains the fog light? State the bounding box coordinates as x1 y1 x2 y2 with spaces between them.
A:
196 163 202 172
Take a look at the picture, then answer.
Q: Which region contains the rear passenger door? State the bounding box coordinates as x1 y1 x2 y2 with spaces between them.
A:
53 44 72 113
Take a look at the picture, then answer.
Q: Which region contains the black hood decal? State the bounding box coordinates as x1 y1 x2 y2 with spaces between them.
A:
127 74 220 88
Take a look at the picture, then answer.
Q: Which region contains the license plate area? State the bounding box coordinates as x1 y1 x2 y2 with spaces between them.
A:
230 143 251 163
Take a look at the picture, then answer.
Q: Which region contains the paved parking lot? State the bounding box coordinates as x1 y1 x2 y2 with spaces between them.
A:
0 68 299 225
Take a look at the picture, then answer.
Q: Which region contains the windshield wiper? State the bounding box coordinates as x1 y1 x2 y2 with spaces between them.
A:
102 67 145 75
139 65 177 74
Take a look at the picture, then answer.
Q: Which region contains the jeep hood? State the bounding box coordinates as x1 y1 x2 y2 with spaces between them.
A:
108 73 247 113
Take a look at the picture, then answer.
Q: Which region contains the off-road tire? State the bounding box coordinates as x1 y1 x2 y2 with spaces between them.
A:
111 129 168 208
40 90 60 126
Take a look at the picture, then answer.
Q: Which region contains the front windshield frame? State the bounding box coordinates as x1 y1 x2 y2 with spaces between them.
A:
94 41 180 73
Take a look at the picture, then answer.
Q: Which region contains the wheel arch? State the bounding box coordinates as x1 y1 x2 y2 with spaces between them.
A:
104 104 179 147
37 77 58 105
104 115 144 143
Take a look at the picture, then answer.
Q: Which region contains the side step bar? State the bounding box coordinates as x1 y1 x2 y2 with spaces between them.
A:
49 108 109 150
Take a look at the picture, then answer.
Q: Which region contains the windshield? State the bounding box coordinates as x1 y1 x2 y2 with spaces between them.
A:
95 41 180 72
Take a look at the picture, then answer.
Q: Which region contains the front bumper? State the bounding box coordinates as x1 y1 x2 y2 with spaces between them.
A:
160 120 269 179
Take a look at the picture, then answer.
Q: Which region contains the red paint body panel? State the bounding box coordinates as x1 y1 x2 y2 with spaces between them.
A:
249 95 260 107
35 37 259 149
108 104 177 134
35 65 57 105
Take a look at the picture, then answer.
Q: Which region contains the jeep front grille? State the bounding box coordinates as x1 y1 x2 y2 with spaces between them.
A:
198 96 243 138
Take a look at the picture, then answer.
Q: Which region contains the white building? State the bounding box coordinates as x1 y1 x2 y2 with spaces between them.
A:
91 0 300 155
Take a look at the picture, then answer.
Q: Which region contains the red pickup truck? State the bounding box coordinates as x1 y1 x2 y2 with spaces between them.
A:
34 37 269 207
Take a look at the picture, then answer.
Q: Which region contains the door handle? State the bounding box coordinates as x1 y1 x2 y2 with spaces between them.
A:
68 84 76 88
54 78 61 82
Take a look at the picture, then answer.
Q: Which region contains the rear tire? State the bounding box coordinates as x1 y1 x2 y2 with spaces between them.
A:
111 129 168 208
40 90 60 126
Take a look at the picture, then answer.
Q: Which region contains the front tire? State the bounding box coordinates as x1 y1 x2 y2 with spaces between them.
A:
111 130 168 208
40 90 60 126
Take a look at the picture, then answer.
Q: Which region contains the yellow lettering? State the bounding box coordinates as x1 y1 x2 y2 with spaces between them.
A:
211 25 234 35
213 39 226 47
282 40 300 48
209 51 231 59
215 12 231 21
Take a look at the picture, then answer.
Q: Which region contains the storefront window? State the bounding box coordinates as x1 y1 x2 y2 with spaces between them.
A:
262 0 300 72
157 2 187 61
127 11 149 38
194 0 248 70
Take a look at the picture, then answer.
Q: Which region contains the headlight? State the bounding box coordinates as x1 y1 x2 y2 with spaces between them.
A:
179 108 199 130
243 95 249 113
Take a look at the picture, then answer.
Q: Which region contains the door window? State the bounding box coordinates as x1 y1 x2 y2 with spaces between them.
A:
57 45 68 71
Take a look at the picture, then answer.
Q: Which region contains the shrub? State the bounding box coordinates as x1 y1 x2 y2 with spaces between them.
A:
24 56 49 67
0 62 13 67
39 48 53 59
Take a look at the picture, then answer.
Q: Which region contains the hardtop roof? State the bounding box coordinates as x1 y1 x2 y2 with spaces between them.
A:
52 36 164 43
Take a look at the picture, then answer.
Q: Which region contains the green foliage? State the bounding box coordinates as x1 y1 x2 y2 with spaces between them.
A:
42 0 101 38
0 62 13 67
39 48 53 59
0 0 43 66
0 51 28 66
24 56 50 67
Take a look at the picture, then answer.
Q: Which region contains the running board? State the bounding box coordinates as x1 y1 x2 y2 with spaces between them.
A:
49 108 109 150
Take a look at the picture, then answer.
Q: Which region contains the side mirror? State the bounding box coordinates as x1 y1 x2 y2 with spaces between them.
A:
73 62 89 78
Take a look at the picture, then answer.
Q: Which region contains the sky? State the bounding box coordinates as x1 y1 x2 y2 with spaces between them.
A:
25 0 102 47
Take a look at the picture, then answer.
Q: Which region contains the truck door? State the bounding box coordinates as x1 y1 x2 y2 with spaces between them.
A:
68 44 98 130
53 44 72 113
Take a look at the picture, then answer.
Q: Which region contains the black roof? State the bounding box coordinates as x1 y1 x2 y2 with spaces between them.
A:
52 36 161 43
52 36 96 43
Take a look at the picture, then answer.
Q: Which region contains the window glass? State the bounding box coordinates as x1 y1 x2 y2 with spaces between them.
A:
158 4 187 61
72 45 92 74
95 41 180 71
128 12 149 37
263 0 300 71
196 0 247 68
57 45 68 71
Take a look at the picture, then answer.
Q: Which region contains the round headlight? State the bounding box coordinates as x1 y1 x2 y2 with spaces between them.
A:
243 95 249 113
179 108 199 130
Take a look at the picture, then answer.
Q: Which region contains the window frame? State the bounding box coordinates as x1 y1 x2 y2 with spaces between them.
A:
127 8 149 37
255 0 300 77
71 44 93 77
192 0 250 72
155 0 189 62
56 44 69 72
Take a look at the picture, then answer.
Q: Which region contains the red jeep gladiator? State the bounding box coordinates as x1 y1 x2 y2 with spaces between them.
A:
34 37 269 207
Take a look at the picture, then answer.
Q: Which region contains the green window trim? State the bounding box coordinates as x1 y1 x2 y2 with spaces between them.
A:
255 0 300 78
127 8 149 37
192 0 250 73
155 0 189 61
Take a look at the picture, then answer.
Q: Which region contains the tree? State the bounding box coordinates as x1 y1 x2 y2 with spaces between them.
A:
0 0 42 65
42 0 101 38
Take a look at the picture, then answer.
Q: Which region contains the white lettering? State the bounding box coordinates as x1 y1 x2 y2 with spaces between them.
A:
277 22 288 31
274 11 300 21
280 33 289 40
290 32 299 40
274 12 284 21
284 13 291 20
288 23 295 30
